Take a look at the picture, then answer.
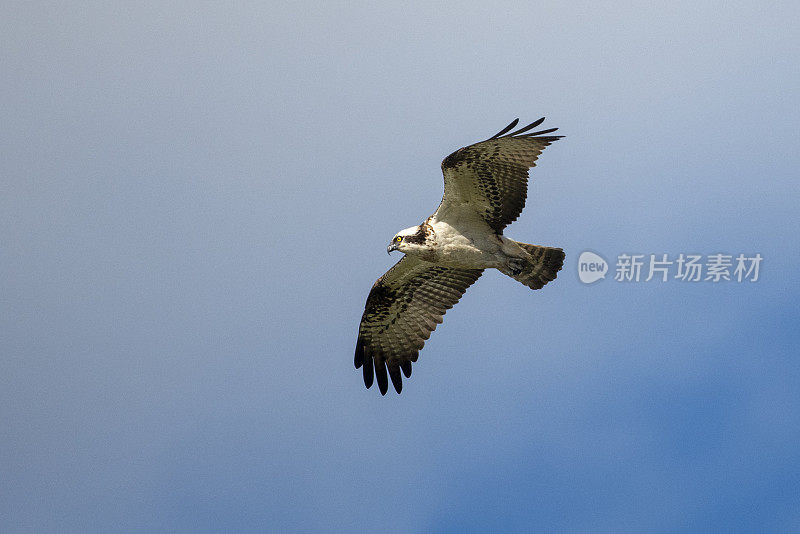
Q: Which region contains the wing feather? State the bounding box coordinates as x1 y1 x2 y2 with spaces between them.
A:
502 117 545 137
435 118 562 232
355 256 483 395
488 118 520 139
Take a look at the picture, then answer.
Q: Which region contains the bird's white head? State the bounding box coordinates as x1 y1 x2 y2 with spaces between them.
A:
387 225 430 255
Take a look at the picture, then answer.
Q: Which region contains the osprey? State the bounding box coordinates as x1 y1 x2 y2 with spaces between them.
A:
354 117 565 395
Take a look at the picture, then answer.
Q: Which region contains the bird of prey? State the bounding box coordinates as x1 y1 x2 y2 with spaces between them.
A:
354 117 565 395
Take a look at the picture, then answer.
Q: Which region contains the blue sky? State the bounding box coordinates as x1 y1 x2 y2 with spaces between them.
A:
2 2 799 532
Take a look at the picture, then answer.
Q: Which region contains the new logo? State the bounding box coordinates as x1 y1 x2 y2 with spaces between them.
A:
578 251 608 284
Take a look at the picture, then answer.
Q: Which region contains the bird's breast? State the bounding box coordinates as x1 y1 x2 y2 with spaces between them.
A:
427 235 496 268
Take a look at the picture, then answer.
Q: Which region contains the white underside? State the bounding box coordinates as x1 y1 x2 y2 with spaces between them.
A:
427 212 526 269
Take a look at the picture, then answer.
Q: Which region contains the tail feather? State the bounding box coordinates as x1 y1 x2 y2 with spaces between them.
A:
504 242 565 290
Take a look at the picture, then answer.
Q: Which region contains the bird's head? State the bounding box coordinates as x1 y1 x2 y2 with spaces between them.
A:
387 225 428 255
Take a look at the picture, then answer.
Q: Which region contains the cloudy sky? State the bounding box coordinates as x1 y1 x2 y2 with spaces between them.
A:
2 2 799 532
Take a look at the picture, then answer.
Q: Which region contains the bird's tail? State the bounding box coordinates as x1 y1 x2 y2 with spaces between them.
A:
500 242 565 290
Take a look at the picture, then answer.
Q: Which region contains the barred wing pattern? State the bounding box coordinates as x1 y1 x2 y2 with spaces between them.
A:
354 256 483 395
436 118 562 232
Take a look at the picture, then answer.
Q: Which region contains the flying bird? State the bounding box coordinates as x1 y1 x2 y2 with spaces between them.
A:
354 117 565 395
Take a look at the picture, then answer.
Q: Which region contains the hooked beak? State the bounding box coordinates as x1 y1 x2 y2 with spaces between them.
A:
387 243 398 255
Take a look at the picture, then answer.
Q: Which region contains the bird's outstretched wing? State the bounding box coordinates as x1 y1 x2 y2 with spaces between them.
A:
433 118 562 232
355 256 483 395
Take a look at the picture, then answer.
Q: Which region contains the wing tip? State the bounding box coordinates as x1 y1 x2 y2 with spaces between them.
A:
488 118 520 139
521 127 560 137
489 117 562 140
388 363 403 394
354 337 365 368
362 348 374 389
506 117 546 136
375 358 389 395
358 346 416 395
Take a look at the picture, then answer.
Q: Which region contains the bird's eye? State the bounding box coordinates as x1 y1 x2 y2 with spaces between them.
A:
395 236 402 243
